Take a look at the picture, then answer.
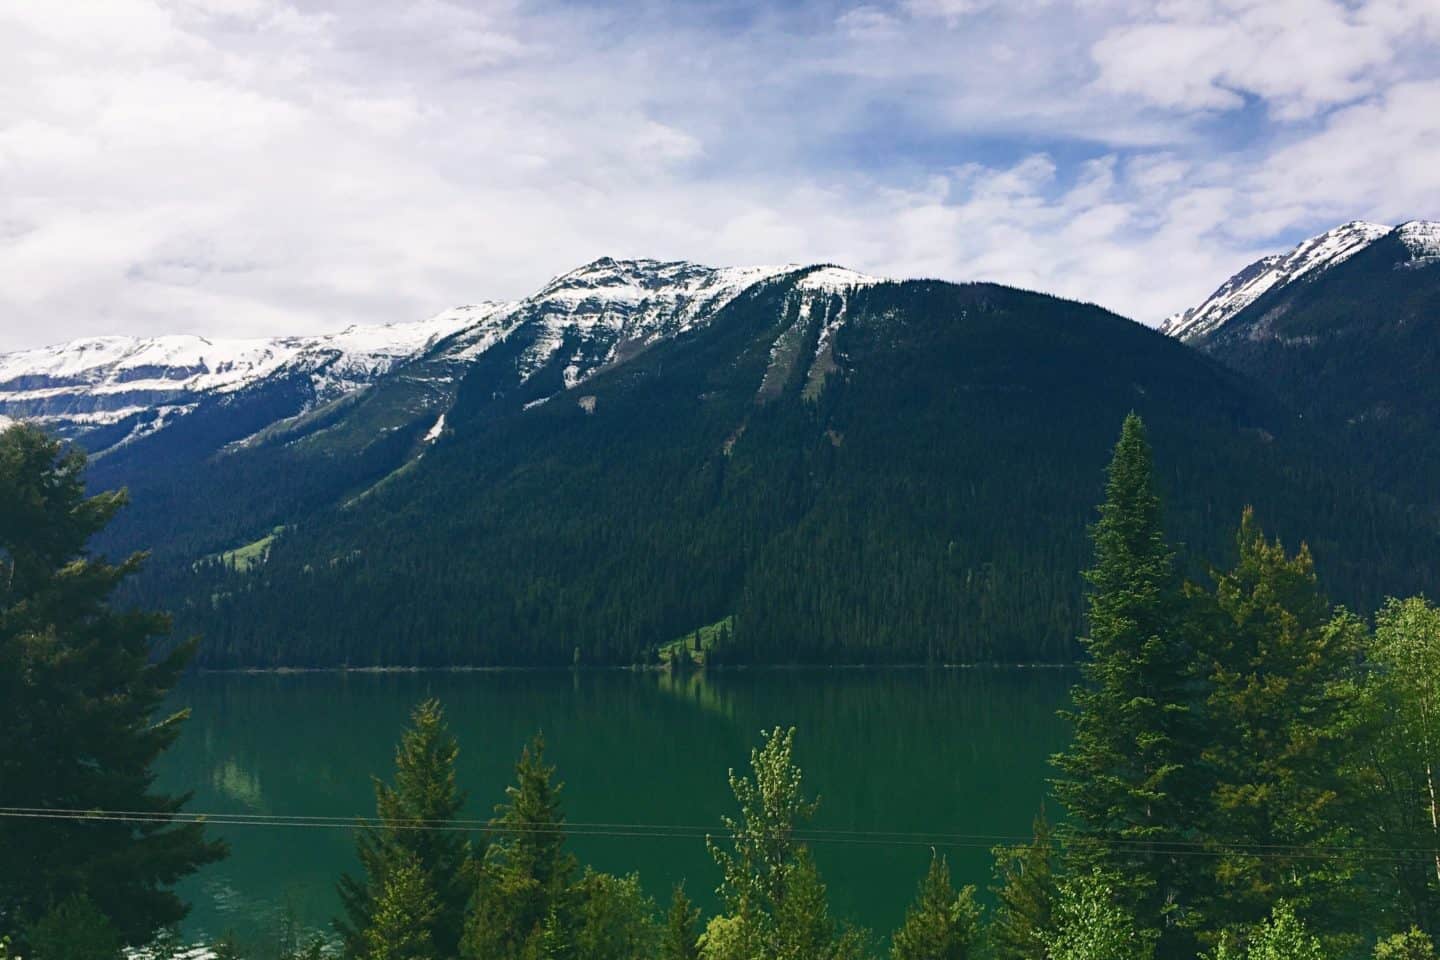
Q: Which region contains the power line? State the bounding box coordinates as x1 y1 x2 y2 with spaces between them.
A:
1 806 1436 865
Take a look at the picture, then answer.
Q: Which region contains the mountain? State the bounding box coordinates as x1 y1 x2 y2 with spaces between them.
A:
9 254 1436 667
0 257 805 460
1159 221 1391 340
106 269 1439 669
0 315 477 451
1162 219 1440 509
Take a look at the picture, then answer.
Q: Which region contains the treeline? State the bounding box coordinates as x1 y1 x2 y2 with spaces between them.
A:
127 281 1440 668
8 414 1440 959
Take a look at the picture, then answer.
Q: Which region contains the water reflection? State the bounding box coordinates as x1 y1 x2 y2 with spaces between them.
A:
158 668 1071 945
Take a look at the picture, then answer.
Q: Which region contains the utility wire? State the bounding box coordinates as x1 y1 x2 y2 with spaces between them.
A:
1 806 1437 864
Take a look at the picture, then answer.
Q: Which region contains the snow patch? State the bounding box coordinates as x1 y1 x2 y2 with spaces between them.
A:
423 413 446 442
1396 221 1440 259
1161 221 1390 341
795 266 883 293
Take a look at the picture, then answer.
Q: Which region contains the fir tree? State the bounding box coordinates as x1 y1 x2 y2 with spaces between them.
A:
1197 511 1372 944
661 884 703 960
0 424 225 947
570 869 659 960
463 734 577 960
337 699 471 958
23 895 119 960
987 809 1058 960
361 857 440 960
890 852 982 960
1050 413 1206 953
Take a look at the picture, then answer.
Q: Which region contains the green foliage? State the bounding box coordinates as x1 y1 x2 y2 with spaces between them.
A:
661 884 703 960
1051 414 1208 951
705 726 866 960
24 895 119 960
1195 512 1373 940
570 869 659 960
889 852 982 960
1210 902 1327 960
1374 929 1439 960
337 698 471 959
1044 870 1156 960
987 809 1058 960
463 734 578 960
362 857 440 960
0 424 225 947
1365 597 1440 929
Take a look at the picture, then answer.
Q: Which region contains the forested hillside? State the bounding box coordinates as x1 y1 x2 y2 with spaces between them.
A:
125 277 1440 667
1188 225 1440 512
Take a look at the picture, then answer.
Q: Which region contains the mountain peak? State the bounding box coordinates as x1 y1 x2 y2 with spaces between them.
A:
1161 220 1392 341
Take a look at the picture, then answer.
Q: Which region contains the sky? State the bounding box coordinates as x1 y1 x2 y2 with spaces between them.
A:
2 0 1438 351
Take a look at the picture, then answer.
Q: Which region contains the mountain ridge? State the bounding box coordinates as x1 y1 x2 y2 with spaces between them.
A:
1161 219 1440 341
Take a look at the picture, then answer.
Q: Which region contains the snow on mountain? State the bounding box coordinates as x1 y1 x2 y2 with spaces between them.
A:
1160 221 1391 341
0 313 480 432
0 258 888 448
1397 220 1440 261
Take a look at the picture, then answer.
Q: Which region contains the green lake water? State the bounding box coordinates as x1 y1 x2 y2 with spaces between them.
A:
157 668 1071 951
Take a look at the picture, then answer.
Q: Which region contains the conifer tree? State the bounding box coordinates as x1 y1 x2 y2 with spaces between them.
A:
661 884 703 960
361 857 440 960
890 852 982 960
1197 511 1371 942
987 809 1058 960
337 699 471 959
23 895 120 960
1050 413 1206 951
0 424 226 947
463 734 578 960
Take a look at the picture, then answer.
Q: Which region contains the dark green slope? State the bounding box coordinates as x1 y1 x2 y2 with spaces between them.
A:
1195 229 1440 510
139 276 1440 667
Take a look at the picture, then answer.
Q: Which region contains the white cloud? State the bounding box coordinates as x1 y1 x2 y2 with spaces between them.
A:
0 0 1436 351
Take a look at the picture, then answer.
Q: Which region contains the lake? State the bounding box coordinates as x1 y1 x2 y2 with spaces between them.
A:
157 667 1072 952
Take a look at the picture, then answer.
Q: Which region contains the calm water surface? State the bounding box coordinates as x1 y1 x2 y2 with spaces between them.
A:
157 668 1071 949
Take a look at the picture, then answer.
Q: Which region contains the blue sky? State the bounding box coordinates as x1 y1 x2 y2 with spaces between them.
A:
2 0 1438 349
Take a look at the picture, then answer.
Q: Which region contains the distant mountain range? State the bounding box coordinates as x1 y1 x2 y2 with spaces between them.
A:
2 229 1437 667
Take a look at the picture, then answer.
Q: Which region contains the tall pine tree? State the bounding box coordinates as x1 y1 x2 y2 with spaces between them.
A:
337 698 472 959
890 852 982 960
0 424 225 947
463 733 578 960
987 808 1058 960
1195 511 1372 946
1051 413 1207 956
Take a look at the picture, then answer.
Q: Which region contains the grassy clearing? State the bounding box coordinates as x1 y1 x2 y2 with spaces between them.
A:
658 615 734 667
218 526 285 572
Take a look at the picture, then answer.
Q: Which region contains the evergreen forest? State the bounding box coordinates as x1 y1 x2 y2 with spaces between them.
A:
6 415 1440 959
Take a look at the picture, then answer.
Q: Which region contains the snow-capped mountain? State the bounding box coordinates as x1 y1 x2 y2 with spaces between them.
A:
1161 220 1440 341
1160 221 1390 341
0 258 880 454
0 314 478 432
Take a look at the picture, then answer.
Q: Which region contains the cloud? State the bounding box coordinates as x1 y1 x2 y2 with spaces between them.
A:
0 0 1436 351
